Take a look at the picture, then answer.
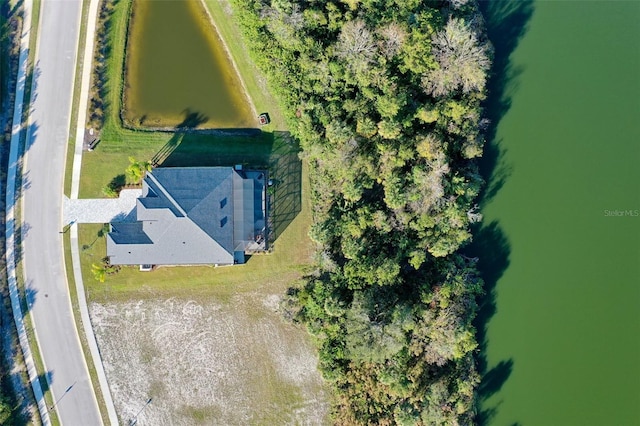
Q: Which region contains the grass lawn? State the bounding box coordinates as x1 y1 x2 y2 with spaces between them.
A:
201 0 287 127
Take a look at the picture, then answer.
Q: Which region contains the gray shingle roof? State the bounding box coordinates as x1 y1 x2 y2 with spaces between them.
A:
107 167 254 266
109 222 152 244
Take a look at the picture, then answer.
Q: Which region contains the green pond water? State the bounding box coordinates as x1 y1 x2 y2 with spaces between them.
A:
478 1 640 425
124 0 254 128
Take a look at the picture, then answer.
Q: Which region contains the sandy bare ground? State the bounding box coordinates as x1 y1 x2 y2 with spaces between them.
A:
90 294 328 425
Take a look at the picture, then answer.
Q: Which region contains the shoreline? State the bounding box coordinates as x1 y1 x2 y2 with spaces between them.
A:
198 0 258 119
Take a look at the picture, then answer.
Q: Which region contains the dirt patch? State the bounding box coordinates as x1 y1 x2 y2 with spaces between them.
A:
90 296 328 425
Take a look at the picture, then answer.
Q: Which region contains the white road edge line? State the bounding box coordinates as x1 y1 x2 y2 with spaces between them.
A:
4 0 50 423
67 0 119 423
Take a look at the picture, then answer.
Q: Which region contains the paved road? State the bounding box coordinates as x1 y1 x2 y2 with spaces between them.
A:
22 0 102 424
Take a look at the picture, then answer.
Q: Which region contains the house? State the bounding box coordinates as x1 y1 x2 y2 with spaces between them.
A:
107 167 267 266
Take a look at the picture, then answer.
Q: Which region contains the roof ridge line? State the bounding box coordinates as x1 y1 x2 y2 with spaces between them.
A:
146 172 188 217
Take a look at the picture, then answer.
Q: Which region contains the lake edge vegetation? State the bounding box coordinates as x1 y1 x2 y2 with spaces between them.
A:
229 0 491 424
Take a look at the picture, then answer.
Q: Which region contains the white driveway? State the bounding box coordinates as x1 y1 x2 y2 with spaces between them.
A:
64 189 141 224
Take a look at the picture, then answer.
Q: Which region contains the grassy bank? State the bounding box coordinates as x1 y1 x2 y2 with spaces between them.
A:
202 0 287 127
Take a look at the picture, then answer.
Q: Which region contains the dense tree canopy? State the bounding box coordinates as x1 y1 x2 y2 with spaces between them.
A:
231 0 491 423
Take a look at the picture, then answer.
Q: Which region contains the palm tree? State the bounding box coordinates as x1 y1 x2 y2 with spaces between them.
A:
91 262 107 283
125 157 152 184
91 257 117 282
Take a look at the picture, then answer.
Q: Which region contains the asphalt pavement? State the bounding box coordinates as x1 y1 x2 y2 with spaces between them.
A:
22 0 103 424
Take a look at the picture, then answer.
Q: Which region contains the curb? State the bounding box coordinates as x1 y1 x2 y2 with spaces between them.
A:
68 0 120 423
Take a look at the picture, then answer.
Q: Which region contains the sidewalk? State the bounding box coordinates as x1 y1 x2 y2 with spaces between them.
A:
67 0 120 423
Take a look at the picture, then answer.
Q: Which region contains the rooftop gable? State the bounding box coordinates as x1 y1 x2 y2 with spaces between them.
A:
107 167 253 265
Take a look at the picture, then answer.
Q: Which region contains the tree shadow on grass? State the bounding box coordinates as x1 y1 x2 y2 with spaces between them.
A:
468 0 535 424
152 109 267 167
38 371 77 412
37 371 52 397
103 173 126 195
268 131 302 243
150 111 208 165
11 219 30 268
